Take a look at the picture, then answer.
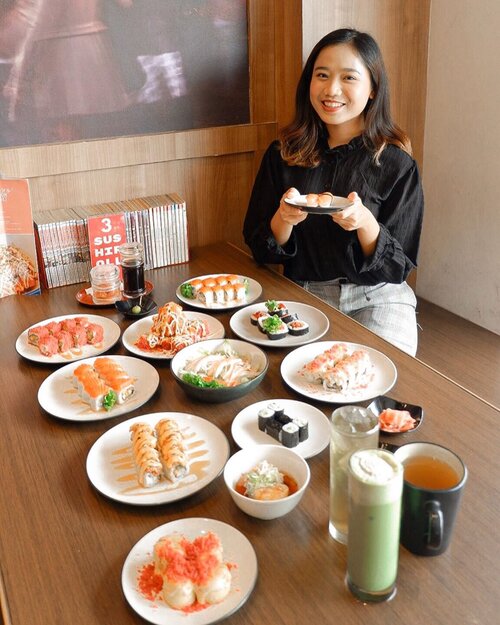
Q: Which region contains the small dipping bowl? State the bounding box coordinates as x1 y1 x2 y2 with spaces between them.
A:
368 395 423 435
115 294 158 318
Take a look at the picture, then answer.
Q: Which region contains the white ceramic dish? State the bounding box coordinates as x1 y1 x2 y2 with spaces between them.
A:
176 274 262 310
121 518 258 625
231 399 330 459
86 412 230 505
223 445 310 520
16 314 121 364
122 311 225 359
284 194 353 214
37 355 159 421
229 301 329 347
280 341 397 403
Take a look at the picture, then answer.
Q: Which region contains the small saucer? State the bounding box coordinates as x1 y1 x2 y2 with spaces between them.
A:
368 395 423 435
284 194 353 214
115 294 158 318
76 280 154 307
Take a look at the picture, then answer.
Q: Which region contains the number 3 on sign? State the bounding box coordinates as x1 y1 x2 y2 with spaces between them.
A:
87 213 127 269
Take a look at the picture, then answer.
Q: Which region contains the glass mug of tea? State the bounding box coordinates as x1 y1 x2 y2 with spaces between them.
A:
393 442 468 556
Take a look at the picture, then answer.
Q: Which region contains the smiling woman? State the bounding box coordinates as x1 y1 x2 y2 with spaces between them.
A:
243 28 424 356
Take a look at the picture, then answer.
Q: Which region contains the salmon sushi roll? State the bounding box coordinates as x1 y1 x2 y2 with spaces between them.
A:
202 277 217 288
215 275 228 287
198 286 214 306
233 282 247 301
93 357 135 404
226 274 240 285
72 325 88 348
77 368 113 411
223 284 235 302
212 285 225 304
55 330 73 353
45 321 62 335
27 325 49 347
74 316 89 327
38 334 59 356
86 323 104 345
61 318 77 333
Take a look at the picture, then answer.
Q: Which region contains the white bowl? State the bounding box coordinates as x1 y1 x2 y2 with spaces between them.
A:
223 445 310 520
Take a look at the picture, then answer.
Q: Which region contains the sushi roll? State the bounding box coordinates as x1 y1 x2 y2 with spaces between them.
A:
267 401 285 418
195 562 232 605
60 318 77 333
71 325 88 348
280 422 300 448
265 300 288 317
198 286 215 306
265 418 282 441
274 412 292 426
202 277 217 288
74 366 113 411
214 275 228 287
86 322 104 345
38 334 59 356
45 321 62 335
212 285 225 304
262 315 289 340
257 407 275 431
155 419 189 482
292 417 309 442
129 422 163 488
222 283 235 302
280 312 298 324
27 325 49 347
287 319 310 336
54 330 73 353
250 310 268 325
257 313 271 333
93 357 135 404
233 282 247 301
225 274 240 285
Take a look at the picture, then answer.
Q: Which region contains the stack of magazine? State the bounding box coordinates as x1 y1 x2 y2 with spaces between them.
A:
33 193 189 288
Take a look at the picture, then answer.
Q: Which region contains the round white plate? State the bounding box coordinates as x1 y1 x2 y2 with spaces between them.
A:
16 314 121 364
86 412 230 505
122 312 225 359
37 355 159 421
231 399 330 459
229 301 330 347
281 341 397 404
176 274 262 310
284 194 353 214
122 517 258 625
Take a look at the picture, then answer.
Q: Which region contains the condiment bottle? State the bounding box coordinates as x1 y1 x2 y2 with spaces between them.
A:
329 405 379 543
118 242 145 299
89 264 121 304
346 449 403 602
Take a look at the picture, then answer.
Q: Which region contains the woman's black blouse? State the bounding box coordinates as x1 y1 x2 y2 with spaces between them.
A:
243 137 424 285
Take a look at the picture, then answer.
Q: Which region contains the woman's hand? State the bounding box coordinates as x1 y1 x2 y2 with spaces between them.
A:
332 192 380 257
278 187 309 226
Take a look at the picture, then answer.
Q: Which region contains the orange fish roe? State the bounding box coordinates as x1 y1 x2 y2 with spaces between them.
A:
137 563 163 600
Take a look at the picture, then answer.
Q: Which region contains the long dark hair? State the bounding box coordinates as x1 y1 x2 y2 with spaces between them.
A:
279 28 411 167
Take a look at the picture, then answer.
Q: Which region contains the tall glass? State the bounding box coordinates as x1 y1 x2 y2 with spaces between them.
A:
329 406 379 544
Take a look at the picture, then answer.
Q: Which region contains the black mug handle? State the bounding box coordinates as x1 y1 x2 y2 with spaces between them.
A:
424 501 443 550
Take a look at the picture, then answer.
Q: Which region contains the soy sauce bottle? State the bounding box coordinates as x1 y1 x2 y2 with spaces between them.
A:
118 242 145 299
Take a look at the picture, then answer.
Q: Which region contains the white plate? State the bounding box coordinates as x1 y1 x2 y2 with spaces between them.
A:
86 412 230 505
16 314 121 364
231 399 330 459
122 518 258 625
229 301 330 347
176 274 262 310
280 341 397 403
284 194 353 214
37 355 159 421
122 312 225 359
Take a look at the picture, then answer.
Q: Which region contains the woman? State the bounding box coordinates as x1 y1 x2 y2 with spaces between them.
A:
243 28 424 355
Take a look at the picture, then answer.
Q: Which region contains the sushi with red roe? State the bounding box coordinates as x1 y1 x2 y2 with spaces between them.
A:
287 319 310 336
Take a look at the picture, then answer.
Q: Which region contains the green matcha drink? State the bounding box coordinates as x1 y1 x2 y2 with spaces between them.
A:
346 449 403 602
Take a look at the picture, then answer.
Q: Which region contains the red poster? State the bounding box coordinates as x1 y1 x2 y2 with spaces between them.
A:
0 178 41 298
87 213 126 277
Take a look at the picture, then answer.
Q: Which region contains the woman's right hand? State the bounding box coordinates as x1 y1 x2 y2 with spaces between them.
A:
278 188 309 226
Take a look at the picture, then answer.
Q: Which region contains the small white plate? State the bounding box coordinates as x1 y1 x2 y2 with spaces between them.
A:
231 399 330 459
86 412 230 505
122 312 225 359
229 301 329 347
176 274 262 310
122 518 258 625
37 355 159 421
284 194 353 214
16 314 121 364
281 341 397 404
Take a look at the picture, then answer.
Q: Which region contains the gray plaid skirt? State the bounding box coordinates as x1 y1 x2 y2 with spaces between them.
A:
298 279 418 356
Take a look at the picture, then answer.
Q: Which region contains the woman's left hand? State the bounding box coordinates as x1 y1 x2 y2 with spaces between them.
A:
330 192 375 231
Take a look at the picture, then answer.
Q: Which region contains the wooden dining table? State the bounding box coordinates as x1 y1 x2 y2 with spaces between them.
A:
1 242 498 625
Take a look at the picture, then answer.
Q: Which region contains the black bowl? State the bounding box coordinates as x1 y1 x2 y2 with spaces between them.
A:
170 338 268 403
115 295 158 318
368 395 423 435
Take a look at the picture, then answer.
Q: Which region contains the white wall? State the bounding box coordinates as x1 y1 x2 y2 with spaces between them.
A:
418 0 500 333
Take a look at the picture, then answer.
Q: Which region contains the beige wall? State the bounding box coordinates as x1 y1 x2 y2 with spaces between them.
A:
418 0 500 334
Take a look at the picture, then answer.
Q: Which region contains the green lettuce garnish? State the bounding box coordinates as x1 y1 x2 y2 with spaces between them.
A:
102 390 118 411
182 373 224 389
180 282 195 298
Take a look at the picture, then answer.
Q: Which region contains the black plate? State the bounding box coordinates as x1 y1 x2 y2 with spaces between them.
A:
284 194 353 215
368 395 423 435
115 295 158 318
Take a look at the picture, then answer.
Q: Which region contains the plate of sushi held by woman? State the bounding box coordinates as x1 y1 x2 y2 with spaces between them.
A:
176 273 262 310
86 412 230 506
121 301 225 359
37 355 160 421
16 314 121 364
122 517 258 625
231 398 330 459
229 300 329 347
280 341 397 404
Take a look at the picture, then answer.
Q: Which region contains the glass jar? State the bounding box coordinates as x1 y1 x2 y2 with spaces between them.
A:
118 242 145 299
90 264 121 304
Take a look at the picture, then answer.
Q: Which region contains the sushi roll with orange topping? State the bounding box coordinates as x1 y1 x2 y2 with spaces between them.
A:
27 325 49 347
129 422 163 488
38 334 59 356
198 286 214 306
93 357 135 404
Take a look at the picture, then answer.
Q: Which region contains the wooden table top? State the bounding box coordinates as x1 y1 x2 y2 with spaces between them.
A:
1 242 498 625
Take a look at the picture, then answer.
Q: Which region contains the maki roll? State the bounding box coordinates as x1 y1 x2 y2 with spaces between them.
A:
281 422 300 448
223 284 235 302
55 330 73 353
27 325 49 347
292 417 309 442
212 285 225 304
250 309 268 325
233 282 247 301
281 312 298 324
38 334 59 356
274 412 292 426
287 319 310 336
265 300 288 317
257 313 271 333
258 407 275 431
265 418 282 441
261 315 289 340
198 286 215 306
267 401 285 418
